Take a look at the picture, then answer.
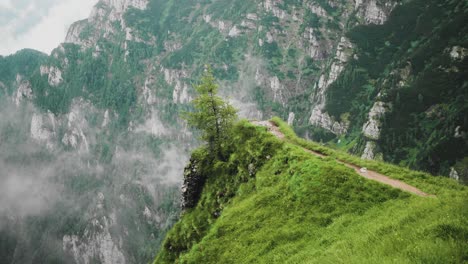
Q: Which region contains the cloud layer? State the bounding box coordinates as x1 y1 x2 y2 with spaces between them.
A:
0 0 97 56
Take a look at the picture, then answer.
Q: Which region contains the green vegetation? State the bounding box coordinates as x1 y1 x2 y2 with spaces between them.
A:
0 49 47 94
155 118 467 263
324 0 468 175
183 67 237 159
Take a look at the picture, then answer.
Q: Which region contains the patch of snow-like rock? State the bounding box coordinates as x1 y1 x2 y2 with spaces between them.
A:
449 167 460 181
288 112 295 126
355 0 394 25
269 76 284 103
63 216 126 264
30 113 56 149
303 28 325 60
254 67 288 105
40 65 63 87
309 37 353 135
454 126 466 139
450 46 467 60
204 18 232 35
262 0 288 19
266 31 274 43
361 141 376 160
228 25 242 37
141 75 157 105
102 110 111 128
162 67 191 104
61 99 91 153
14 75 33 106
173 82 190 104
309 107 349 135
362 101 388 140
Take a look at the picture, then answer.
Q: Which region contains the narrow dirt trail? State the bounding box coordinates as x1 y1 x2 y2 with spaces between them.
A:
253 121 434 197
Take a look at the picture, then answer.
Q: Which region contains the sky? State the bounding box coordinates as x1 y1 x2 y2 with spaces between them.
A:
0 0 97 56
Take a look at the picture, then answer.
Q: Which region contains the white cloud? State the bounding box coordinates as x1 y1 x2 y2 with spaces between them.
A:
0 0 97 56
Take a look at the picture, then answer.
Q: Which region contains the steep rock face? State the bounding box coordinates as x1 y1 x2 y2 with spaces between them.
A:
355 0 395 25
181 159 205 210
63 210 126 264
362 101 388 141
309 37 354 135
14 74 33 106
40 65 64 87
361 101 389 160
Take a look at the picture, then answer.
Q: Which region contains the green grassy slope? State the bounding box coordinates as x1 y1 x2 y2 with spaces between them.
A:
155 119 467 263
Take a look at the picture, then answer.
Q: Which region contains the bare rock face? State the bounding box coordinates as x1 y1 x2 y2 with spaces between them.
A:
360 101 390 160
449 167 460 181
362 101 388 140
361 141 376 160
65 20 88 45
30 113 56 149
309 37 353 135
161 67 191 104
262 0 288 19
63 207 126 264
65 0 149 49
61 99 92 153
449 46 467 60
181 158 206 210
14 74 33 106
40 65 63 87
355 0 395 25
288 112 296 126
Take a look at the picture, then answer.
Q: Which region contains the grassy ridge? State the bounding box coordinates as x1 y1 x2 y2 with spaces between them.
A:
271 117 463 196
154 119 468 263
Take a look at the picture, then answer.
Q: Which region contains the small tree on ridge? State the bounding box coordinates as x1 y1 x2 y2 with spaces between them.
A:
183 66 237 159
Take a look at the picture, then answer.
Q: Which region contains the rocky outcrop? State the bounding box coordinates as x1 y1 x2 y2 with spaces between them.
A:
362 101 388 140
449 167 460 181
65 20 89 45
262 0 288 20
361 101 389 160
449 46 467 60
309 37 353 135
181 158 205 209
63 214 126 264
254 67 287 105
355 0 395 25
30 113 56 149
65 0 149 49
40 65 63 87
61 99 91 153
161 67 191 104
288 112 296 126
303 27 328 60
14 75 33 106
361 141 376 160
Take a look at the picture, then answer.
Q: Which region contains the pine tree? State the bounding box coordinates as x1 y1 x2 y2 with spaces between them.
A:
184 66 237 159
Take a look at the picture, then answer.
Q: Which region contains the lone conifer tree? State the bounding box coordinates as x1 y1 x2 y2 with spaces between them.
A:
184 66 237 159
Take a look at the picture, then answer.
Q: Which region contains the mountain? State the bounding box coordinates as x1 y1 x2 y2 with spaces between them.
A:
155 119 467 263
0 0 466 263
